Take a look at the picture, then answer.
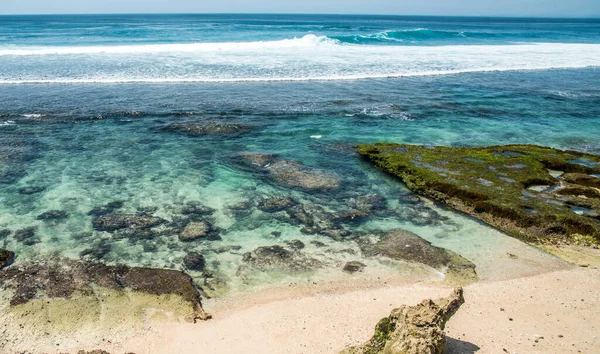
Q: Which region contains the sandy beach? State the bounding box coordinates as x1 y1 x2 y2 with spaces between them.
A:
1 263 596 354
122 266 600 354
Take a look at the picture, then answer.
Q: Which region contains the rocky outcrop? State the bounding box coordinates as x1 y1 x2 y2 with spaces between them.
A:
339 288 464 354
360 229 477 283
0 258 210 321
92 214 166 231
358 143 600 246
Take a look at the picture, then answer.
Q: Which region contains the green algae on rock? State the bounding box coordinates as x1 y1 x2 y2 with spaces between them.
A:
339 288 464 354
358 144 600 246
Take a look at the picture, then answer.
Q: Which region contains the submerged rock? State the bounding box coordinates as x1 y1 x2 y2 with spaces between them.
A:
353 193 388 212
87 201 125 217
285 239 305 250
180 221 210 241
0 248 14 269
0 229 11 238
339 288 464 354
17 186 45 195
343 261 366 273
235 153 340 191
37 210 68 221
0 258 211 321
92 214 166 232
240 245 322 273
14 227 40 245
181 201 216 218
359 143 600 246
257 197 295 213
183 252 206 272
360 229 477 283
162 121 255 137
179 221 220 241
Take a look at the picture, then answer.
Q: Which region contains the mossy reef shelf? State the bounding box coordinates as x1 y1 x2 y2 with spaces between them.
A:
358 144 600 246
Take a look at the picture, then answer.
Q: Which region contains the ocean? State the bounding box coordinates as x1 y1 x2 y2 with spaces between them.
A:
0 14 598 294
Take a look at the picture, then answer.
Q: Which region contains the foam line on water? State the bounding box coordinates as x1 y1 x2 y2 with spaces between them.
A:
0 34 335 56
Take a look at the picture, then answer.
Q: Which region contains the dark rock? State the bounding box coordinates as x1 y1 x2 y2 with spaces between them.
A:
93 214 166 231
270 231 282 238
287 205 315 226
37 210 68 221
79 242 112 260
17 186 45 195
87 201 125 217
183 252 206 272
0 229 11 238
228 200 255 217
258 197 295 213
319 228 353 241
181 202 216 217
354 193 387 211
163 121 255 137
0 248 14 269
0 259 211 321
360 229 477 283
343 261 366 273
334 210 369 225
241 245 322 273
286 239 305 250
310 240 326 247
339 288 465 354
14 227 40 245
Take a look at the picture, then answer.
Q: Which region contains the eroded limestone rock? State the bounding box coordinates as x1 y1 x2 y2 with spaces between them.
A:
339 288 464 354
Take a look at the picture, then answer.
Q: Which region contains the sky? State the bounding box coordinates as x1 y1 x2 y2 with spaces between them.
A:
1 0 599 18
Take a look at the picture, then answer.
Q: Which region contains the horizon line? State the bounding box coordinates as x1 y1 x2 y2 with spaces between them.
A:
0 12 599 19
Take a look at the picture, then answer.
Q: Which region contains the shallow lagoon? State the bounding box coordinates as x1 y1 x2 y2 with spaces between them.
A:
1 69 598 295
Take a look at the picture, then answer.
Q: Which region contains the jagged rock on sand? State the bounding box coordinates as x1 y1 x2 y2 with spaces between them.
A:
339 288 464 354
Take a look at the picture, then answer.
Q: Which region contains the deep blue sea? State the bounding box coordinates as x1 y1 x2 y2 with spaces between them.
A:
0 14 598 294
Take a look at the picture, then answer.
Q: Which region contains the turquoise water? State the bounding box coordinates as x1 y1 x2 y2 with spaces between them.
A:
0 15 598 294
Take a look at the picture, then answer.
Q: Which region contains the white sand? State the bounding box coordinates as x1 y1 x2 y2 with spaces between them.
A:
63 266 598 354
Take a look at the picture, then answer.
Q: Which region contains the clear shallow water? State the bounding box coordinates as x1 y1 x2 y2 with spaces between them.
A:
1 15 598 295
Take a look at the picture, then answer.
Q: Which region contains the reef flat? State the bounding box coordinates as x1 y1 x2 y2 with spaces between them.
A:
358 144 600 247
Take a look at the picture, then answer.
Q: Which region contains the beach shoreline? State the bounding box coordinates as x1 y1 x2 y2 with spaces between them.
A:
2 263 598 354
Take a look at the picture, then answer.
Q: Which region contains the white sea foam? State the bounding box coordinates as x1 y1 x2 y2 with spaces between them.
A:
0 34 335 56
0 40 598 84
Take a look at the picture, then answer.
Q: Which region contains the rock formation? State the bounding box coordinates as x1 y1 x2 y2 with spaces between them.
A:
339 288 465 354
